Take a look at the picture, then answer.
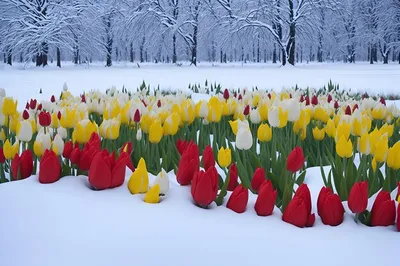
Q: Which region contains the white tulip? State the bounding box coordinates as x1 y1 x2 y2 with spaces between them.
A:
0 88 6 98
153 169 169 195
17 120 33 142
0 113 6 126
238 119 249 130
52 134 64 156
199 101 208 118
268 106 279 127
249 109 261 124
281 99 300 122
57 127 68 139
235 127 253 150
36 132 52 151
63 82 68 91
136 128 142 141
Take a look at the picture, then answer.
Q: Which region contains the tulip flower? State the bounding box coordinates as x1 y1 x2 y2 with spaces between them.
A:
294 184 312 215
38 150 61 184
128 158 149 194
357 132 371 155
164 112 180 136
38 111 51 127
370 190 396 226
207 97 222 122
202 145 215 171
311 95 318 105
282 197 309 228
191 167 218 208
4 140 18 160
227 163 239 191
176 139 189 155
257 123 272 142
136 128 142 141
254 180 277 216
70 147 81 166
226 185 248 213
251 167 266 192
89 151 128 190
268 106 288 128
317 187 344 226
397 204 400 232
176 142 200 185
2 97 17 116
325 119 336 138
312 127 325 141
149 119 163 144
371 103 386 120
144 184 161 204
286 147 305 173
223 89 229 100
63 141 74 159
235 127 253 150
153 169 169 195
29 99 37 110
16 120 33 142
217 147 231 168
348 181 368 214
134 109 141 123
79 145 98 171
336 136 353 158
373 134 388 163
51 135 64 156
11 150 33 180
51 112 60 128
0 148 5 164
22 110 30 120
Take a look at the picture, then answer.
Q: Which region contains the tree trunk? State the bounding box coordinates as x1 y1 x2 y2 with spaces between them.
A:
281 48 287 66
383 54 388 64
3 53 6 63
130 42 134 62
56 47 61 68
190 25 198 66
140 37 145 63
19 53 23 63
6 50 12 66
257 38 260 63
287 0 296 65
73 35 79 64
370 44 373 64
273 43 277 64
172 34 177 63
220 50 223 63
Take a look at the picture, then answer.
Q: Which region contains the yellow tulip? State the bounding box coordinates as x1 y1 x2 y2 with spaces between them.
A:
0 129 5 141
371 104 386 120
34 141 44 157
149 119 163 143
312 127 325 141
3 140 15 160
229 120 239 135
252 94 260 107
72 120 98 144
105 119 120 140
257 123 272 142
141 114 152 134
277 107 288 128
300 125 307 140
207 97 222 122
128 158 149 194
9 114 19 133
335 122 351 142
379 123 394 138
120 103 131 124
217 147 231 168
164 112 180 136
2 97 17 116
181 100 195 124
373 134 388 163
336 136 353 158
325 119 336 138
144 184 161 204
386 146 399 170
357 133 370 155
51 112 60 128
258 103 268 121
60 108 77 128
313 106 329 123
158 111 169 123
371 157 377 173
222 101 230 116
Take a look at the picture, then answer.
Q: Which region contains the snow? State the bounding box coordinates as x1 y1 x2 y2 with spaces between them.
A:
1 62 400 106
0 167 398 266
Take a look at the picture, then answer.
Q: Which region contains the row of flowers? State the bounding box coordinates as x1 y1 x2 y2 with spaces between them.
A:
0 84 399 230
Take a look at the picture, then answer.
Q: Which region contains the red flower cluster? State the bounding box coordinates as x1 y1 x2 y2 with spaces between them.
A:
227 185 248 213
283 184 315 228
38 111 51 127
176 141 199 185
317 187 344 226
370 190 395 227
11 150 33 180
286 147 305 173
202 145 215 171
254 180 277 216
39 150 61 184
191 166 218 208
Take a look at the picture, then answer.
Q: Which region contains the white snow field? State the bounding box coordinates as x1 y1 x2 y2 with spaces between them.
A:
0 62 400 266
1 62 400 106
0 167 399 266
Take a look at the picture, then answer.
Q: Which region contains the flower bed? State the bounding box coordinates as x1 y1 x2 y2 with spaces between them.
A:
0 84 399 230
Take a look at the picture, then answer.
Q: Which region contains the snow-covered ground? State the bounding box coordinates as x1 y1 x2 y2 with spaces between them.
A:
0 166 398 266
1 62 400 105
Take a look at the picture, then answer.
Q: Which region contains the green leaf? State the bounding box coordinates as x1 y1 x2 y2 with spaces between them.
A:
296 171 306 185
281 180 294 213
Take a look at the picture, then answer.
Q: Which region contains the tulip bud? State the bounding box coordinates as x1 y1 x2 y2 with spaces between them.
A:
22 110 30 120
134 109 141 123
57 111 62 120
380 97 386 106
17 120 33 142
223 89 229 100
243 105 250 116
238 94 243 100
249 109 261 124
25 102 30 110
327 94 332 103
39 111 51 127
81 94 86 103
157 100 161 107
153 169 169 195
52 135 64 156
235 127 253 150
50 95 56 103
299 95 304 102
334 101 339 109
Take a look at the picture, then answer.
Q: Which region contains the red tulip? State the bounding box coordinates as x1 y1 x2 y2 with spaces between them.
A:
191 167 218 208
157 100 161 107
251 167 266 192
348 181 368 214
176 139 189 155
319 194 345 226
267 93 271 99
81 94 86 103
371 199 395 227
121 142 135 172
282 197 308 228
50 95 56 103
226 185 248 213
243 105 250 116
233 92 237 98
57 111 62 120
286 147 305 173
223 89 229 100
311 95 318 105
89 151 128 190
334 101 339 109
317 187 332 216
38 150 61 184
238 94 242 101
70 147 81 165
63 141 73 159
380 97 386 106
370 190 395 226
254 180 277 216
227 163 238 191
25 102 29 110
294 184 312 215
299 95 304 102
352 104 359 112
22 110 30 120
134 109 141 123
306 213 315 227
29 99 37 109
345 105 352 115
87 132 101 151
37 103 42 111
176 142 200 185
11 150 33 180
396 204 400 232
0 148 5 163
327 94 332 103
79 146 98 171
38 111 51 127
202 145 215 171
305 96 310 105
